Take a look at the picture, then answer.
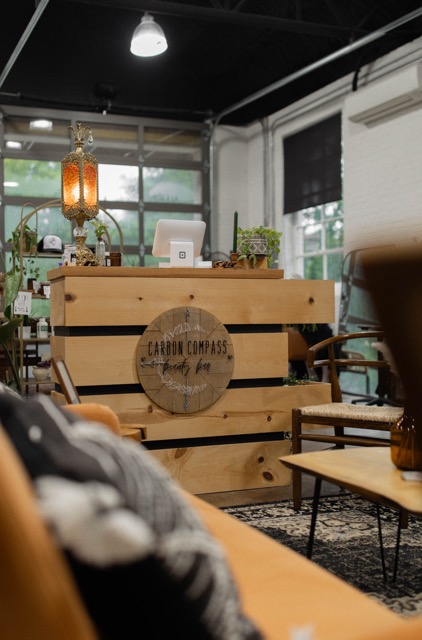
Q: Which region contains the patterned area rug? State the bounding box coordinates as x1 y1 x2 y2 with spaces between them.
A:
223 493 422 617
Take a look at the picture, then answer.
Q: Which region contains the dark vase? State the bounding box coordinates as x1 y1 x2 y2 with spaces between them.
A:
390 409 422 471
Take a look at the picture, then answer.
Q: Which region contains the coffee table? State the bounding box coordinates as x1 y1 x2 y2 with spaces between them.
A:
280 447 422 581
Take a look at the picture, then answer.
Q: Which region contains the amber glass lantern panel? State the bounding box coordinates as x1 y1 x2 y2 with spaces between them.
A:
62 161 80 215
62 155 98 219
83 159 98 209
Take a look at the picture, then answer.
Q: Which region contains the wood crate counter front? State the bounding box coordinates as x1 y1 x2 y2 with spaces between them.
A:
48 266 333 494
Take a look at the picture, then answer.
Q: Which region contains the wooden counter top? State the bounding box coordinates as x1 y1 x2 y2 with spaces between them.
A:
47 266 284 281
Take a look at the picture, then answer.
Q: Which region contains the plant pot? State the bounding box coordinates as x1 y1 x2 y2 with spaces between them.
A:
21 231 38 254
237 256 268 269
238 234 268 257
236 234 269 269
32 366 50 382
231 252 267 270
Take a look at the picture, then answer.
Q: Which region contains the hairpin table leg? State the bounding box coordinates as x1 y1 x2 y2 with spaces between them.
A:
307 476 322 559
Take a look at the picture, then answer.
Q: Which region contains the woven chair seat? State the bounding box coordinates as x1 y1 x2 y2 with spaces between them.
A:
300 403 403 422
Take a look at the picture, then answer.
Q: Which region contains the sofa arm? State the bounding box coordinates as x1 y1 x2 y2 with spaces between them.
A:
64 403 121 435
358 618 422 640
63 403 143 441
0 426 98 640
186 493 415 640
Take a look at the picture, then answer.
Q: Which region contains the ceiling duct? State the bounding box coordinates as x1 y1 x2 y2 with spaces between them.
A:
346 62 422 126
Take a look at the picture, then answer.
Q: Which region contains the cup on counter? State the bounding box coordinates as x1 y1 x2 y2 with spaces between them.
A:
109 252 122 266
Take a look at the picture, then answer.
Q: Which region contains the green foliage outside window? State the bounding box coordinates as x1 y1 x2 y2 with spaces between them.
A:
304 255 323 280
299 201 343 282
143 168 201 204
4 159 61 197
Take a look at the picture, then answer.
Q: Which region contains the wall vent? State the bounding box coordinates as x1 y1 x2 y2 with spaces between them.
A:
346 62 422 126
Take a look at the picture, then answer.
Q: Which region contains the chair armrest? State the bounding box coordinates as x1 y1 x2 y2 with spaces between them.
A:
307 331 385 368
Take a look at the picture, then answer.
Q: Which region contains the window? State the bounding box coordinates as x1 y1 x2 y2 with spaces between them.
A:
4 159 61 198
284 114 343 281
143 167 201 204
141 126 208 266
99 164 139 202
296 201 344 281
1 112 210 268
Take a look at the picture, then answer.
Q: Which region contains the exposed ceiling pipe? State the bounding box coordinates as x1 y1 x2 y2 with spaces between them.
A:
211 6 422 124
0 0 50 90
68 0 360 39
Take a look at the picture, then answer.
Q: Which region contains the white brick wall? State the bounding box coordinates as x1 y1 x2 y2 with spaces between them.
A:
343 104 422 255
211 125 249 259
213 36 422 270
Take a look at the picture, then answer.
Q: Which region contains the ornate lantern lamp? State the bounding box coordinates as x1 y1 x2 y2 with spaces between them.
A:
62 123 99 265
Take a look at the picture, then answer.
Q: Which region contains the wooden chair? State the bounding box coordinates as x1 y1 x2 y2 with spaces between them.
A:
291 331 404 510
51 356 146 442
340 347 371 397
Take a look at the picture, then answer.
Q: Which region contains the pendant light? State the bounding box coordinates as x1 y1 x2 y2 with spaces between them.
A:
130 13 168 57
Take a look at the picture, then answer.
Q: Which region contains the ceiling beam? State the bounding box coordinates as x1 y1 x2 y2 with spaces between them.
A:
0 0 50 90
66 0 360 39
212 5 422 123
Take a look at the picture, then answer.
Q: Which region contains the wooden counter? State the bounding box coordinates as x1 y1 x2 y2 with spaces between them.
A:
48 266 334 493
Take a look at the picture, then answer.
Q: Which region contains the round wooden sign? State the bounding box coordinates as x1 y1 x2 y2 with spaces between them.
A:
136 307 234 414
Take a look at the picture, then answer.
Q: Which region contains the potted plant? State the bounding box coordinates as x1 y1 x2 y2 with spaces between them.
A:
26 260 41 291
7 226 39 285
8 225 37 259
90 219 109 266
0 249 24 391
236 225 282 268
32 358 51 382
0 236 43 392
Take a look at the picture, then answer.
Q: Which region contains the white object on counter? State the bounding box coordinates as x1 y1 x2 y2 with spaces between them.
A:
37 317 49 339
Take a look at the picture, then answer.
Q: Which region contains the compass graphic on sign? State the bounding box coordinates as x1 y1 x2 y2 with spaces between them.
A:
136 307 234 414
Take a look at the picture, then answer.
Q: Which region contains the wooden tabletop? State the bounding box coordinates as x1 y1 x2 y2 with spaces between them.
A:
280 447 422 515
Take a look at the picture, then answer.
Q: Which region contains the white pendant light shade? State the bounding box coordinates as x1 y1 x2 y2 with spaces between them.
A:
130 13 168 57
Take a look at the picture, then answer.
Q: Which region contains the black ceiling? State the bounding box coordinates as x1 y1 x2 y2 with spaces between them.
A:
1 0 422 126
